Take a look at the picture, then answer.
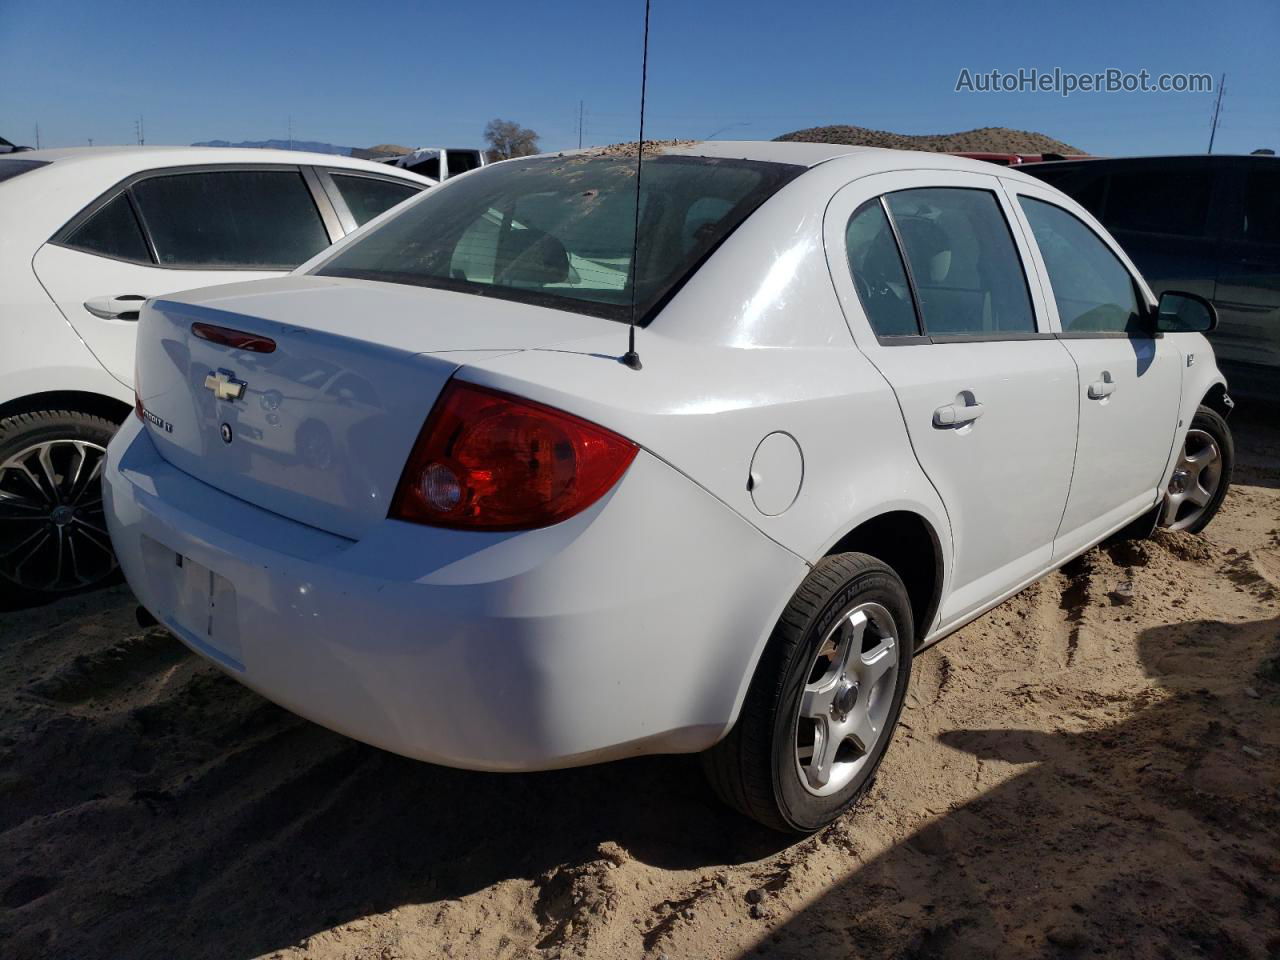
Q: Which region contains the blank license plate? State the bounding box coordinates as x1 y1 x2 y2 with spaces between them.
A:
142 537 244 669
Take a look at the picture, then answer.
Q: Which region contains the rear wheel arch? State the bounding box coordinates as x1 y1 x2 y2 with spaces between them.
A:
823 510 943 645
0 390 132 426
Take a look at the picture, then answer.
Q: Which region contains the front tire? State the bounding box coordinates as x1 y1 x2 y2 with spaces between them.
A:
0 408 120 597
1161 405 1232 534
703 553 914 833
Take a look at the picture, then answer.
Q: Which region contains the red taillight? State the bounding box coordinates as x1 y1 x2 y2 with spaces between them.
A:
390 381 638 531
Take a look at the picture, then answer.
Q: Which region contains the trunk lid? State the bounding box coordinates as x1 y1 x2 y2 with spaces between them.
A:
135 276 609 539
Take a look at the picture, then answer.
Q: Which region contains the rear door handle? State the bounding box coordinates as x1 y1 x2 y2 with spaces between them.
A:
1087 371 1117 400
84 294 147 320
933 395 986 427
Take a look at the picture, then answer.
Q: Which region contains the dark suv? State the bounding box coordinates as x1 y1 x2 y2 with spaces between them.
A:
1023 155 1279 384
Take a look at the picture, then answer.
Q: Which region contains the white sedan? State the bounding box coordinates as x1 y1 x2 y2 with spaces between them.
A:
0 147 430 597
104 142 1232 832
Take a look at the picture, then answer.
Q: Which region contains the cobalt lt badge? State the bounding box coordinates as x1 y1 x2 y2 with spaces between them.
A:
220 422 233 444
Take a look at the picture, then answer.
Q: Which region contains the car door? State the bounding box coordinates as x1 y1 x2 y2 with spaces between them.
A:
1211 159 1280 369
1007 180 1183 556
826 170 1079 628
32 165 339 387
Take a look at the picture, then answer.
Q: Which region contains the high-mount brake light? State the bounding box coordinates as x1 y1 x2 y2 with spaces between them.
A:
191 322 277 353
390 381 638 531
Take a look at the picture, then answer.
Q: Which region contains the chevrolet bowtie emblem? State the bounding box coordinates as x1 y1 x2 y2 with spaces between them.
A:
204 370 247 402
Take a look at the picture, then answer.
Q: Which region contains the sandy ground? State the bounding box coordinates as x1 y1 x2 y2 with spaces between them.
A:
2 407 1277 960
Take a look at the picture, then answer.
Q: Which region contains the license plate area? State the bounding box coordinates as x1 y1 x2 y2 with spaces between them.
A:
141 536 244 670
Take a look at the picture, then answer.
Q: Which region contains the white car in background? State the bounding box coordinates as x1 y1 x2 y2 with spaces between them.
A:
0 147 431 597
104 143 1232 832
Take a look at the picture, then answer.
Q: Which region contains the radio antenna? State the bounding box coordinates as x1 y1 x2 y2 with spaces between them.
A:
621 0 651 371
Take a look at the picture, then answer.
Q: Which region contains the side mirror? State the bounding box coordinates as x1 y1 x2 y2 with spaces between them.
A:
1155 290 1217 333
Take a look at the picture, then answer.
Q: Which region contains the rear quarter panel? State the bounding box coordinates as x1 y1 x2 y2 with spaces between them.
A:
452 163 954 634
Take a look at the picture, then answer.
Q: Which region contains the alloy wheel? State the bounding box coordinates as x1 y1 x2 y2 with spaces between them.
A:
0 439 115 592
794 601 900 796
1162 428 1223 531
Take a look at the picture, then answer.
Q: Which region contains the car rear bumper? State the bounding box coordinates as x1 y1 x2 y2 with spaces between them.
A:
104 417 805 771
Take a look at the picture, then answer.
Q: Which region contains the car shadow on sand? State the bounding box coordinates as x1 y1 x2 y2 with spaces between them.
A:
0 590 790 959
734 611 1280 959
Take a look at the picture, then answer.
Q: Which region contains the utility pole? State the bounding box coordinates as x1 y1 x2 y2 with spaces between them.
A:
288 115 293 151
135 117 145 146
1207 73 1226 154
34 123 40 149
577 100 584 149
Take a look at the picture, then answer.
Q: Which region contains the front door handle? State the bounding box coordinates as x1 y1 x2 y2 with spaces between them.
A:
933 393 986 428
84 294 147 320
1087 371 1117 400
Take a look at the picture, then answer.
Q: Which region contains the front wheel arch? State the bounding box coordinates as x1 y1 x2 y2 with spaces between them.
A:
1201 382 1232 421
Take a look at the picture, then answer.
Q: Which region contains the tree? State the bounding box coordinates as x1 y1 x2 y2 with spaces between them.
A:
484 119 540 160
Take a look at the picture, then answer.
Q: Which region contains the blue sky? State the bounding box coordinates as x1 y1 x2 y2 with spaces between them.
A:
1 0 1275 155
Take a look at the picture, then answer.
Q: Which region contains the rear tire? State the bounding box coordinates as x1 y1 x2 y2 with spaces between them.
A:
0 408 121 598
703 553 914 833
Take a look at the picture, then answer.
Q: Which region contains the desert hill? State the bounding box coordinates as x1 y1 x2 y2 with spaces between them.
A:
774 124 1082 154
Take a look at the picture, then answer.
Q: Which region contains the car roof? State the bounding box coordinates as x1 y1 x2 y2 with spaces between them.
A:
13 145 435 182
543 139 1054 185
0 146 435 239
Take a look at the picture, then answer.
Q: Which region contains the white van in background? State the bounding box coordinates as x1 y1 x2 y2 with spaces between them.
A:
379 146 488 180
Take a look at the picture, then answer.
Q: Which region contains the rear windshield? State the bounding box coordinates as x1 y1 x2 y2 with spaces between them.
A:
0 158 49 184
315 153 804 322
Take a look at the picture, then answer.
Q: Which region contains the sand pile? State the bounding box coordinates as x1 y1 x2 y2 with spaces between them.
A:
2 411 1277 959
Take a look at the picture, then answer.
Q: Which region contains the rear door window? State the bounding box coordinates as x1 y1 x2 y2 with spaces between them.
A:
884 187 1035 336
131 169 329 268
845 199 919 337
1019 196 1143 334
331 174 422 227
61 192 152 263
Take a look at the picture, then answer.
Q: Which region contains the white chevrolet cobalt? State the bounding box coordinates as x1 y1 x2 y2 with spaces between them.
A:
104 143 1232 832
